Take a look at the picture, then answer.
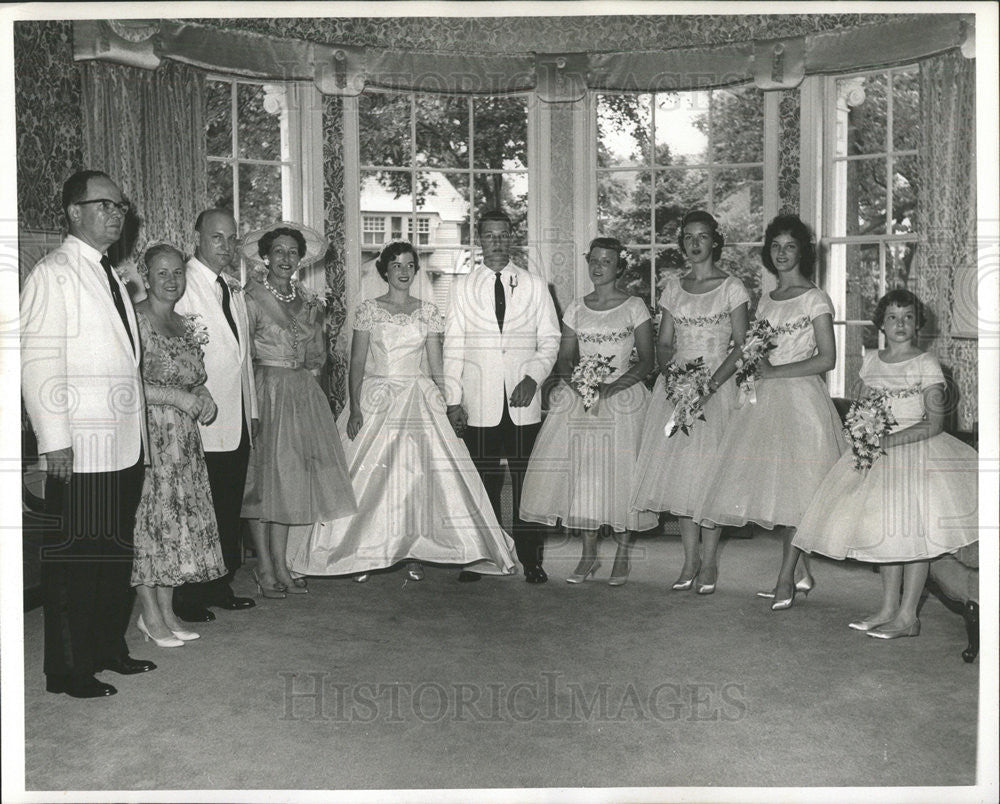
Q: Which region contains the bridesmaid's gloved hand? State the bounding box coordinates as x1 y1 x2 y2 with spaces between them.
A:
347 410 364 440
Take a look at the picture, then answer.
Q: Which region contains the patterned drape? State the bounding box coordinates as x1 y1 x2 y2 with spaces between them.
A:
81 60 207 261
914 51 977 429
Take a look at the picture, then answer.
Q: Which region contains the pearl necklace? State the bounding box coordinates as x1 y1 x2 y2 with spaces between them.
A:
263 276 296 303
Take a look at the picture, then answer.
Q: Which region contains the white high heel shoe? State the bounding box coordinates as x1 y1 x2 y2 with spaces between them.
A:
169 628 200 641
137 614 184 648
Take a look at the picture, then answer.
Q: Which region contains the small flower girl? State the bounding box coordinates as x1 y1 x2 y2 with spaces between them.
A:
793 289 979 638
520 237 657 585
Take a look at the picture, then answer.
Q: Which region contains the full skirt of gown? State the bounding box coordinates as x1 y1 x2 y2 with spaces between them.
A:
693 375 847 530
520 382 658 533
132 403 226 587
243 365 356 525
286 375 517 576
631 374 736 519
793 432 979 562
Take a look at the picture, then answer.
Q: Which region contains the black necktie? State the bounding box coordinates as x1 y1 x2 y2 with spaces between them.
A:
217 275 240 344
100 255 135 354
494 271 505 332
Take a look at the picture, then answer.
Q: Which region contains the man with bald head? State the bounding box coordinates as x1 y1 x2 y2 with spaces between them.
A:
172 209 258 621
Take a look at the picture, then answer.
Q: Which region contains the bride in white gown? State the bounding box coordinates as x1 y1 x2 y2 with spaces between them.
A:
287 241 517 580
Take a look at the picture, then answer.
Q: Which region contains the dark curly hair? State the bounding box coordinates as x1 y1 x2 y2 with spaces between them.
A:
587 236 627 275
258 226 307 260
678 210 724 262
872 288 925 330
761 214 816 279
376 240 420 281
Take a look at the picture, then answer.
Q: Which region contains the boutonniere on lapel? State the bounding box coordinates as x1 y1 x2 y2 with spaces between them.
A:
223 273 244 295
508 273 518 296
183 314 210 346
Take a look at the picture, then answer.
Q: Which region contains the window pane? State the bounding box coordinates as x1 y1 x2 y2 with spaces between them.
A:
236 83 281 161
655 91 708 166
620 247 654 305
598 171 651 246
887 242 916 288
836 73 888 157
842 158 886 235
473 96 527 170
892 68 920 152
653 244 686 296
237 163 282 235
436 172 472 248
891 155 918 234
715 167 763 242
205 80 232 157
415 95 468 169
711 85 764 164
359 91 411 167
718 245 762 307
842 241 882 324
597 94 650 168
654 169 708 243
207 161 233 211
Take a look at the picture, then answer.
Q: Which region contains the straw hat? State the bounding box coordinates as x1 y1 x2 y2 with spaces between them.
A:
240 221 327 267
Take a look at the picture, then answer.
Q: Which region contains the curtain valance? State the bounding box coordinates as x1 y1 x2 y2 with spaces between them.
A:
74 15 973 99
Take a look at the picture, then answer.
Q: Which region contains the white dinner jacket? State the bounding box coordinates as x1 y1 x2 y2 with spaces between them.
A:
21 235 147 473
175 257 257 452
443 261 560 427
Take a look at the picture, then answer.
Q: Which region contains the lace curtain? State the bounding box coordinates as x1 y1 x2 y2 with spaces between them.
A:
914 51 977 429
914 51 976 337
81 60 207 263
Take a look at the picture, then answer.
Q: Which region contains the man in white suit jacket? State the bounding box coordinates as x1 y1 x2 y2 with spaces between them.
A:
172 209 257 620
21 170 154 698
444 210 560 583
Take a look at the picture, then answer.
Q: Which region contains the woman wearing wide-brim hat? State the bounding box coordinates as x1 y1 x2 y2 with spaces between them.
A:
239 222 356 598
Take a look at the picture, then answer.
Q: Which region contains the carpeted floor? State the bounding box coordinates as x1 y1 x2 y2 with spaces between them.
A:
21 530 979 793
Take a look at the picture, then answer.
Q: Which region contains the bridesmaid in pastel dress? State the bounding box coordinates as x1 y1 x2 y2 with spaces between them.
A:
630 211 750 595
132 244 226 647
520 237 657 585
288 241 516 581
794 289 979 639
240 223 356 598
693 214 846 611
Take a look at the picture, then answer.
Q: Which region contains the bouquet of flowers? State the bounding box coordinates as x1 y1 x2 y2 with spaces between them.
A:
843 390 898 472
662 357 713 437
735 318 778 406
571 353 615 410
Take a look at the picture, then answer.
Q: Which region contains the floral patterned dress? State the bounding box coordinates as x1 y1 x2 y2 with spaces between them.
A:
520 296 658 533
132 313 226 587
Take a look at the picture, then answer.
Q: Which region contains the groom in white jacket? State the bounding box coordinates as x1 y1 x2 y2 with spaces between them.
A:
443 210 560 583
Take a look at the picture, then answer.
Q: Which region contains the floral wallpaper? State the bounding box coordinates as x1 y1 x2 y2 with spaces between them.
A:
14 20 83 232
322 94 349 417
192 14 900 54
547 105 577 313
777 89 800 215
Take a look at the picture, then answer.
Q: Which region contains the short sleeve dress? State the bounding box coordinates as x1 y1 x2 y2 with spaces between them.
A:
132 313 226 587
693 287 847 530
631 274 750 518
793 351 979 561
520 295 658 533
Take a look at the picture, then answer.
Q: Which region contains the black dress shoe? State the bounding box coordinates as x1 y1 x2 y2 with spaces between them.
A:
524 566 548 584
211 595 256 610
46 675 117 698
457 571 482 583
100 656 157 675
174 605 216 623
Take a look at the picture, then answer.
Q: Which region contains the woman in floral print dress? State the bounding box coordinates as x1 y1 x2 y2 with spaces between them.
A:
132 244 226 647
